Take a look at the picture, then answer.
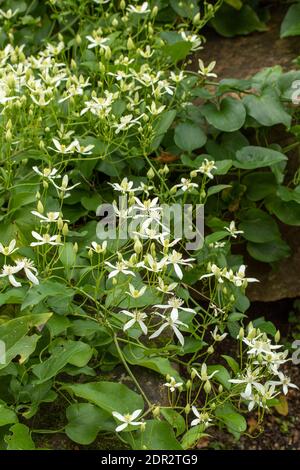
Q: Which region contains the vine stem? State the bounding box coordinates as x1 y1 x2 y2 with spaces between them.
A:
113 334 152 408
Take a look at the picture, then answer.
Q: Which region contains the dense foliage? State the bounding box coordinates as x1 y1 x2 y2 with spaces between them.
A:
0 0 299 450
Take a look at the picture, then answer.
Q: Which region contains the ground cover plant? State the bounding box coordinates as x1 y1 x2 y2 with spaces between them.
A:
0 0 299 450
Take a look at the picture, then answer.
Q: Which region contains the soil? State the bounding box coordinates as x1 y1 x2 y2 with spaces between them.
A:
194 5 300 79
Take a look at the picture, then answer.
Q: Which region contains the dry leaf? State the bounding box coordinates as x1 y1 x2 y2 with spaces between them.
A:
275 394 289 416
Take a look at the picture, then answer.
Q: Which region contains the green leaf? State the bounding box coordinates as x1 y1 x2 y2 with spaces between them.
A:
215 404 247 435
181 424 206 449
126 420 182 450
234 146 287 169
0 405 18 427
239 208 281 243
32 340 93 383
5 424 35 450
65 403 114 445
247 239 291 262
253 317 277 336
0 313 52 370
205 230 228 244
65 381 144 414
0 287 27 306
162 41 192 64
211 4 266 37
207 184 231 197
202 97 246 132
207 365 231 390
280 3 300 37
150 110 177 150
214 159 233 175
266 196 300 226
221 355 239 374
59 242 76 269
243 91 291 127
123 345 182 382
174 122 207 152
170 0 198 18
242 172 277 201
161 409 185 437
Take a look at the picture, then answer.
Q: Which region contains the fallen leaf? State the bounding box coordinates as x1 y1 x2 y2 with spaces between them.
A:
275 394 289 416
247 416 258 434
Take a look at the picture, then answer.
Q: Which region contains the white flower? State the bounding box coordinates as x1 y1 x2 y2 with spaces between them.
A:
127 2 150 14
141 254 168 273
0 239 18 256
88 241 107 254
211 326 227 342
198 59 217 78
166 250 194 280
33 166 61 180
229 368 264 397
232 265 259 287
174 178 198 192
149 309 188 346
268 371 298 395
52 175 80 195
121 309 148 335
112 409 143 432
180 32 202 51
74 141 95 155
15 258 39 285
105 260 135 279
30 232 63 247
126 284 147 298
193 159 217 180
224 221 244 238
156 277 177 294
0 264 23 287
243 334 282 357
31 211 61 223
164 376 183 393
191 407 212 428
49 138 77 154
154 296 195 317
113 114 142 134
146 102 166 116
86 35 109 50
109 178 138 194
200 263 225 283
0 8 19 19
192 364 219 382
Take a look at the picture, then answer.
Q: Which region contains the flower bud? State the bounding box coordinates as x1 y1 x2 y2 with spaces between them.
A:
62 223 69 236
127 37 134 50
75 34 82 45
204 380 211 394
134 237 143 255
186 379 192 390
147 167 155 179
140 422 146 432
237 327 244 340
37 200 44 214
275 330 280 344
73 242 78 254
185 403 191 414
207 345 214 354
152 406 160 418
218 384 223 394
